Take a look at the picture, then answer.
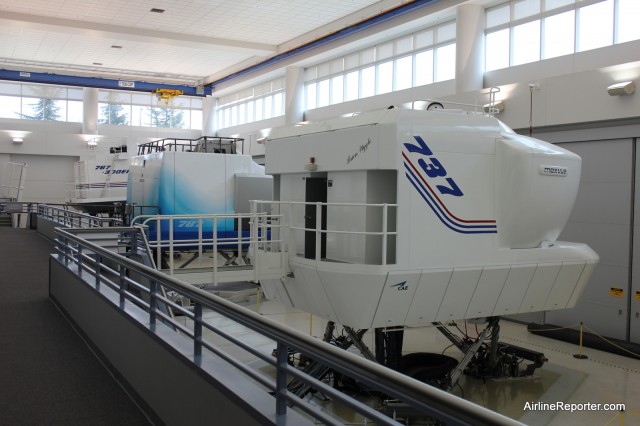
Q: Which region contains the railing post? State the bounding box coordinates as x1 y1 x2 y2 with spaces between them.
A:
194 303 203 363
315 202 321 261
95 254 101 289
213 216 218 286
149 280 158 328
237 214 243 264
77 245 83 277
131 229 138 256
57 236 65 263
156 218 162 270
251 206 259 283
198 217 203 267
169 218 175 275
275 341 288 416
288 203 295 258
382 203 388 266
64 237 71 266
119 265 126 308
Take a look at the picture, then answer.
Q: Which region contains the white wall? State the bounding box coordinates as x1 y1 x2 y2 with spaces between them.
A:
0 117 202 203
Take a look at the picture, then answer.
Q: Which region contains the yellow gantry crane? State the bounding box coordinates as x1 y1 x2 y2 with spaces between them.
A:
152 88 184 106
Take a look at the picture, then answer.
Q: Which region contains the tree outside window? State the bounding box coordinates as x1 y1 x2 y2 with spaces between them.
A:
99 103 129 125
149 107 184 128
20 97 62 121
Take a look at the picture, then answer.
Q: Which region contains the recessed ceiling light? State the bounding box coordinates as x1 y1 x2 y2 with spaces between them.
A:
93 62 103 65
150 8 165 13
111 45 123 49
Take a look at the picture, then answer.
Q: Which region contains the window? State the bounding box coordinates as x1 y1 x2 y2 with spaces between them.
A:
273 92 283 117
99 90 202 129
543 10 574 59
486 0 637 71
331 76 344 104
435 44 456 81
486 29 510 71
345 71 359 101
544 0 573 11
318 79 330 107
577 0 613 52
395 55 413 90
216 78 285 129
0 82 84 122
618 0 640 43
0 95 22 119
361 66 376 98
415 50 434 86
304 21 456 110
377 61 393 94
306 83 317 111
512 21 540 65
513 0 540 20
263 95 273 120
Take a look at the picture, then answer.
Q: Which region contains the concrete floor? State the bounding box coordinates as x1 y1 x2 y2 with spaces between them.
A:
184 293 640 426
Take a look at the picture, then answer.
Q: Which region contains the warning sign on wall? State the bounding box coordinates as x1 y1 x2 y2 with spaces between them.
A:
610 287 624 297
635 291 640 301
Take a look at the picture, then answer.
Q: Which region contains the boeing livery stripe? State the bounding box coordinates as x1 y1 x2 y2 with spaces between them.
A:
403 151 496 234
402 151 496 224
405 166 496 234
404 164 496 231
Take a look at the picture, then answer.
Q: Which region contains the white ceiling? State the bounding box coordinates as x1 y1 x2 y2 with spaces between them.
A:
0 0 419 87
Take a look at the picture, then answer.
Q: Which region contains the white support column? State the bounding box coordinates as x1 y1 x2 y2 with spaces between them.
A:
202 95 216 136
455 4 485 94
82 87 99 135
285 66 305 125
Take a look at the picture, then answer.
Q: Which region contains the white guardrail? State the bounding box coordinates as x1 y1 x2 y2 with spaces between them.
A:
53 225 523 426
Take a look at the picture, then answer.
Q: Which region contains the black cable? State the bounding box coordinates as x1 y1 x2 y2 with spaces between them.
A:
441 343 455 355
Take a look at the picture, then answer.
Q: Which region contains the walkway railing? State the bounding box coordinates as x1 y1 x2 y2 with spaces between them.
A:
53 226 522 426
67 182 128 200
251 200 398 265
39 204 122 228
131 212 284 284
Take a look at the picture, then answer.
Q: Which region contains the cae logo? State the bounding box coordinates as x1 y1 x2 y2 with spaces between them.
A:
391 281 408 291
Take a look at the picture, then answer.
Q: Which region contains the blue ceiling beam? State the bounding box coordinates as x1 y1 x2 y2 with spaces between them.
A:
207 0 441 90
0 68 208 96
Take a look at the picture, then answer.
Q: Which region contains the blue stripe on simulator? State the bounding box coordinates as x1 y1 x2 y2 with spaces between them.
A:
403 134 497 235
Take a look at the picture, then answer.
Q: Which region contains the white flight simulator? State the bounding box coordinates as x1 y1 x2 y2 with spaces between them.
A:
255 106 597 389
125 106 598 392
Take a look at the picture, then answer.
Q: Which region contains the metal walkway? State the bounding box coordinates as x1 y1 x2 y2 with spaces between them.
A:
0 227 151 426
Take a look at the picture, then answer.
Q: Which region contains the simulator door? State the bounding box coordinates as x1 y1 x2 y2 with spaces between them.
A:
304 177 327 259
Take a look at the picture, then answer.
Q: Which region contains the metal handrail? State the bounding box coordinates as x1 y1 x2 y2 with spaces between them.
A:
53 226 523 426
38 204 122 228
131 212 283 284
252 200 398 265
136 136 244 155
67 181 128 200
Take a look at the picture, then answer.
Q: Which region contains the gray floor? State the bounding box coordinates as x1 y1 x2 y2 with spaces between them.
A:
0 227 151 426
224 299 640 425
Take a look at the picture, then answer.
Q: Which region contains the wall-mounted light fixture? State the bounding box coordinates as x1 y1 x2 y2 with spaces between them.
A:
87 137 99 147
483 100 505 114
12 137 23 144
607 81 635 96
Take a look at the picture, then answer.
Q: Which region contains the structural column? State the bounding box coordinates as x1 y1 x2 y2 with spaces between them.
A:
82 87 99 135
455 4 484 94
285 66 305 125
202 95 216 136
